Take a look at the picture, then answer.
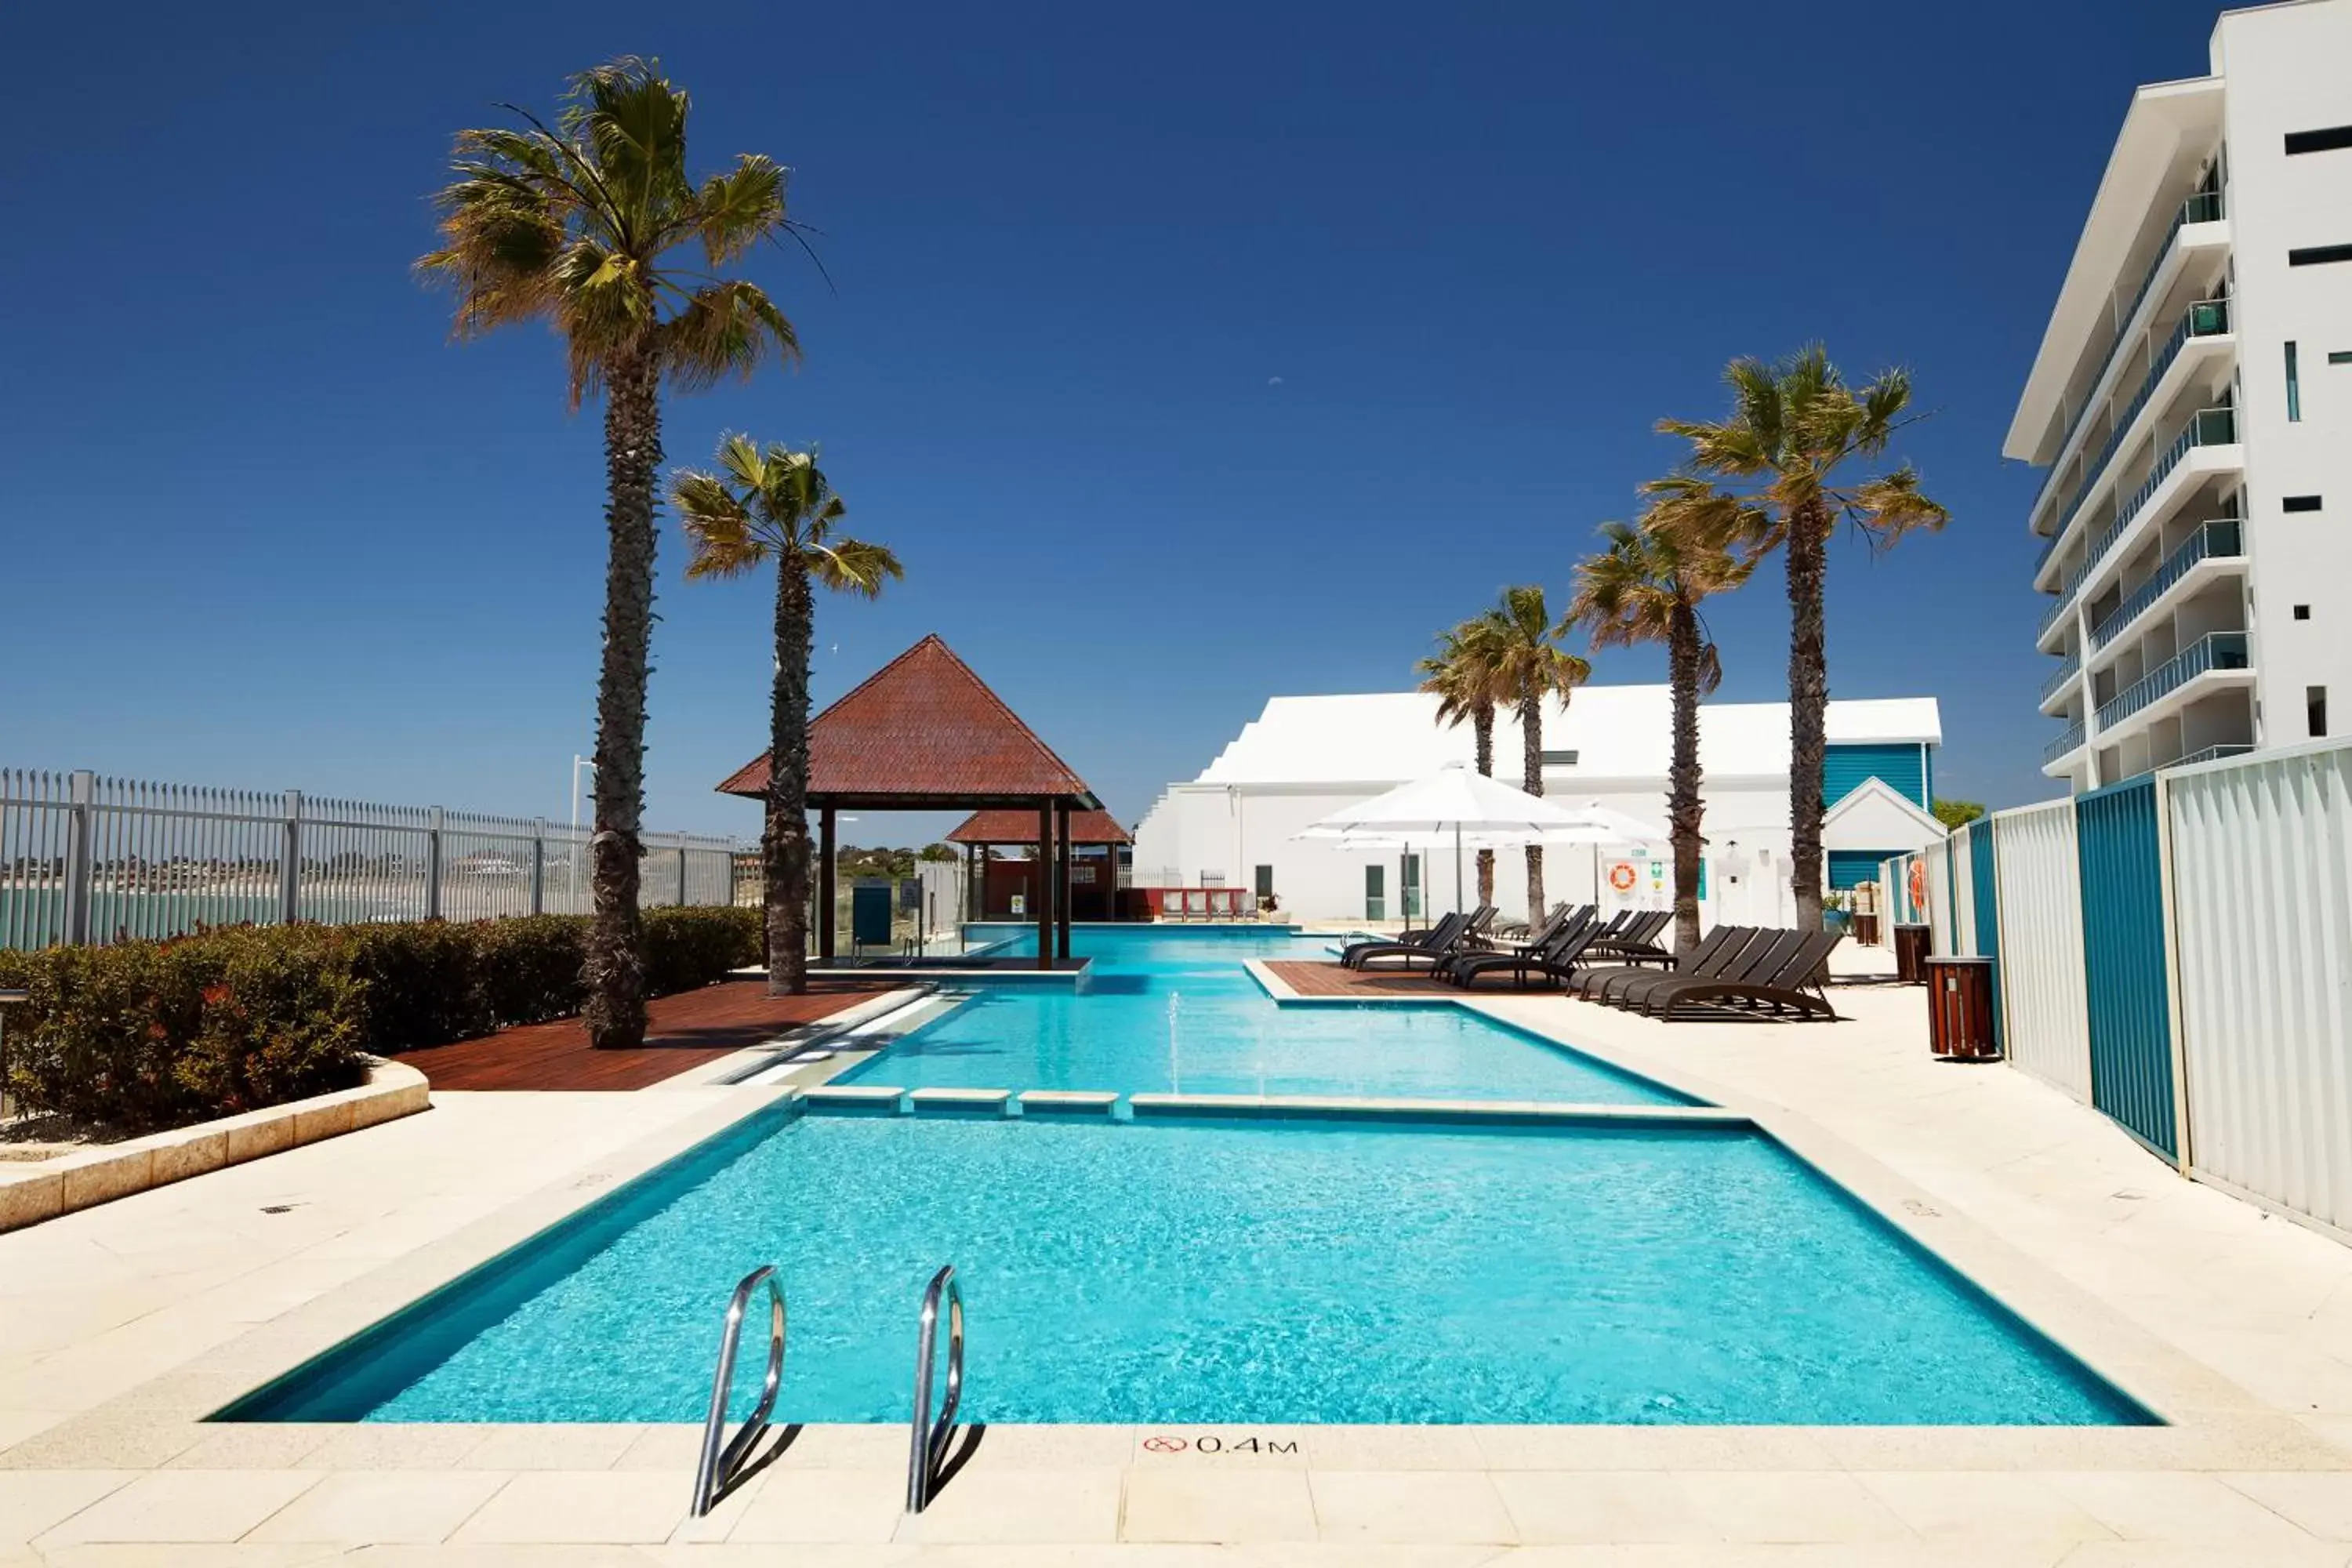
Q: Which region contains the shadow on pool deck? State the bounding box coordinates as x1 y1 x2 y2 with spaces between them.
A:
396 979 896 1091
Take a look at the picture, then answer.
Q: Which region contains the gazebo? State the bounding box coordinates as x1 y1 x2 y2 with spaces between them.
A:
947 808 1131 924
715 634 1101 970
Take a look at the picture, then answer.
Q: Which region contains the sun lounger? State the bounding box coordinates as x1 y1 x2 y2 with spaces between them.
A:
1602 927 1798 1012
1340 910 1465 969
1494 901 1567 941
1571 923 1755 1001
1580 909 1673 963
1645 929 1844 1021
1356 912 1494 973
1446 920 1606 990
1435 905 1584 984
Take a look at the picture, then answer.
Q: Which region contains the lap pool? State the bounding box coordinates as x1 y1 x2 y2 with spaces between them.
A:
842 924 1686 1104
226 1108 2149 1427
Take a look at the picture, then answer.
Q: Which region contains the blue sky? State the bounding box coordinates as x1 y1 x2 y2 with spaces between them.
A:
0 0 2230 841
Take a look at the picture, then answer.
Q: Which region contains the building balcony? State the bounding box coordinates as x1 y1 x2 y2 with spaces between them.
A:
2026 192 2227 528
2178 743 2255 768
2038 649 2082 713
2086 517 2245 661
2034 406 2244 654
2042 719 2087 769
2034 300 2234 589
2094 630 2252 733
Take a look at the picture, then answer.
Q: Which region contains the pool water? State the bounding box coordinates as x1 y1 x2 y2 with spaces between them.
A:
846 924 1686 1104
228 1111 2148 1426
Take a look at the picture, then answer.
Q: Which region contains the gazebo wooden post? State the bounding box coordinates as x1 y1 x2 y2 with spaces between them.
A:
1055 799 1073 959
966 842 978 921
818 806 837 965
1034 798 1053 968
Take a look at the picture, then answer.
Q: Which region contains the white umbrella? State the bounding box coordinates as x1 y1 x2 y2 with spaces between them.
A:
1297 764 1593 913
1539 802 1670 906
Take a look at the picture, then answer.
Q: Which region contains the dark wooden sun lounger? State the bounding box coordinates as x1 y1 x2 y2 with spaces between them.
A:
1603 927 1795 1011
1493 901 1567 941
1340 910 1465 969
1580 908 1672 963
1448 920 1606 990
1648 929 1844 1021
1353 907 1495 972
1437 904 1580 982
1572 923 1754 1002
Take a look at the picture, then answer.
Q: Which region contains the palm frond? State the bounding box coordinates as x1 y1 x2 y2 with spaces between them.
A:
811 539 904 597
696 155 788 265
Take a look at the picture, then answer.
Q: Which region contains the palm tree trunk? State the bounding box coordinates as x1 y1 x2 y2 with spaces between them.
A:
1666 601 1704 954
1520 692 1544 920
583 346 662 1050
1786 495 1831 931
766 561 815 996
1472 703 1495 905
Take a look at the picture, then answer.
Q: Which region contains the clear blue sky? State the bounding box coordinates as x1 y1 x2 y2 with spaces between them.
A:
0 0 2229 842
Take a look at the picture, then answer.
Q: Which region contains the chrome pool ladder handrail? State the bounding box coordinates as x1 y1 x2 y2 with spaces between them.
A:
904 1263 964 1512
690 1264 787 1517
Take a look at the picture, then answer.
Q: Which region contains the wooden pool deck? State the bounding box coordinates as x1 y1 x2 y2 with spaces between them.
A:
394 979 896 1091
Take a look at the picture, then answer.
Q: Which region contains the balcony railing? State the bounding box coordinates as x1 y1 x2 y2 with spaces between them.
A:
2095 630 2251 731
2043 720 2086 766
2089 518 2245 651
2040 649 2082 704
2029 191 2228 524
2177 743 2255 767
2037 299 2232 570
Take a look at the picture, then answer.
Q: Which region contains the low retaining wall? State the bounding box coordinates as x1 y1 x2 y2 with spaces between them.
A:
0 1058 430 1232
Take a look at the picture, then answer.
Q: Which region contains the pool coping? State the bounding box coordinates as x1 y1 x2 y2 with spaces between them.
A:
5 965 2345 1496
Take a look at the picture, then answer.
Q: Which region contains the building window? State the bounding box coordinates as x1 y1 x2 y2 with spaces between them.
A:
2285 495 2325 513
1254 864 1273 899
2287 341 2303 421
1540 750 1579 766
2295 604 2312 620
2311 686 2329 739
1363 865 1385 921
2289 244 2352 267
2286 125 2352 155
2332 351 2352 366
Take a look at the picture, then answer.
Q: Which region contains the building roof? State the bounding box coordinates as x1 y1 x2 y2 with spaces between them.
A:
1185 686 1940 788
946 808 1132 846
715 633 1098 807
2003 74 2224 466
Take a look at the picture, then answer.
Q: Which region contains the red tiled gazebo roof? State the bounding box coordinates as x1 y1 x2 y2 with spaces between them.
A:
715 633 1098 809
946 808 1131 847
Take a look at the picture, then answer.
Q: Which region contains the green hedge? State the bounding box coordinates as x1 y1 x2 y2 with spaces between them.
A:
0 905 761 1134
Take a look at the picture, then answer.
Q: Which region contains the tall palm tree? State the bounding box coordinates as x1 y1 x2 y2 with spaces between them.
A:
1416 617 1508 904
672 437 902 997
1569 491 1755 953
1487 586 1589 921
419 59 805 1047
1657 347 1947 930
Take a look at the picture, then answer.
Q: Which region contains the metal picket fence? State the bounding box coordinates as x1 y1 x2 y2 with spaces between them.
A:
0 767 740 952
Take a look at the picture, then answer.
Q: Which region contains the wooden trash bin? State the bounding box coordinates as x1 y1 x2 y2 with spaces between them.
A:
1925 956 1999 1062
1852 912 1882 946
1892 923 1931 984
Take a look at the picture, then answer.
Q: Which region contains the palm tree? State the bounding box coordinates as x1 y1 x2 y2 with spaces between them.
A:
1487 586 1589 921
1416 617 1508 904
1657 346 1947 930
1570 491 1755 953
419 58 805 1047
672 437 902 997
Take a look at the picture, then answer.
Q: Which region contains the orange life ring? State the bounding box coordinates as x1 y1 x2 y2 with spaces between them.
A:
1607 862 1638 893
1907 858 1926 911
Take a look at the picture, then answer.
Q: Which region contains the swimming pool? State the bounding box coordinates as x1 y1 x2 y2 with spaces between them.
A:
226 1109 2147 1426
843 924 1687 1104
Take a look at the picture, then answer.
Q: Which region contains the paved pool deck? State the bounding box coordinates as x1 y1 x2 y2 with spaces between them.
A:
4 941 2352 1563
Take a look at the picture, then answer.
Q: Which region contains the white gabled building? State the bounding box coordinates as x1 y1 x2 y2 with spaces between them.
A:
1129 686 1945 925
2013 0 2352 789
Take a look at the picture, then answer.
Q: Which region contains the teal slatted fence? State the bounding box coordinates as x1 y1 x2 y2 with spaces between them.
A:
2074 777 2176 1161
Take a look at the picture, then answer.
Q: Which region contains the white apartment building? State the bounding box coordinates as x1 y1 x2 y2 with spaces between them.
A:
2012 0 2352 790
1129 686 1945 926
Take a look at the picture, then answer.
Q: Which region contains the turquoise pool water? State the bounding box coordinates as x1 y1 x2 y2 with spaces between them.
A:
227 1109 2147 1426
844 924 1686 1104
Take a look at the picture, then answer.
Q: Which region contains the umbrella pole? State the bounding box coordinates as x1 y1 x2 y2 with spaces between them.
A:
1454 822 1464 914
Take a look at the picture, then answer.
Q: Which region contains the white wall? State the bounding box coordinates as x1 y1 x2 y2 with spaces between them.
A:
2216 1 2352 753
2167 738 2352 1235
